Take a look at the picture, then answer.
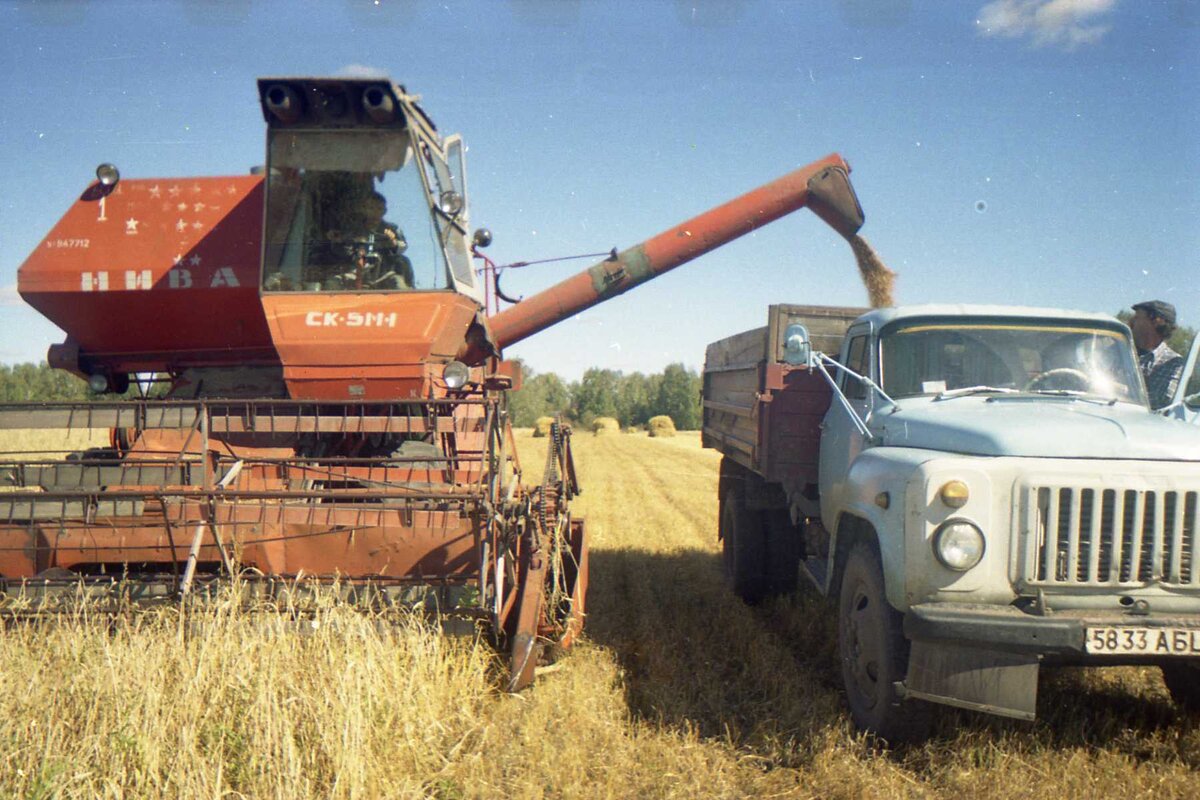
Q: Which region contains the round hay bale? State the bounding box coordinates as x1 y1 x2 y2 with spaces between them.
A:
591 416 620 436
647 415 676 438
532 416 555 438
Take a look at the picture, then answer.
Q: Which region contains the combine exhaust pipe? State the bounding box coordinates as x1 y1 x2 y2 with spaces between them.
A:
487 153 864 351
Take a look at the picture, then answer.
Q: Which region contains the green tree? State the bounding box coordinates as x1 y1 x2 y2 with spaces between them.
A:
507 362 573 427
615 372 653 428
0 363 90 401
655 362 702 430
572 368 621 425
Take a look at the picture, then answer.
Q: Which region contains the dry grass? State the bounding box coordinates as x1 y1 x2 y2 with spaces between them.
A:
0 430 1198 798
0 428 109 461
532 416 555 438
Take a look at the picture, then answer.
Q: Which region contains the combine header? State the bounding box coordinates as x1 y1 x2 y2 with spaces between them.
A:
7 77 866 688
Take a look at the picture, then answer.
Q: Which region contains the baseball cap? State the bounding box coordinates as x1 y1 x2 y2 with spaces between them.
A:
1133 300 1176 326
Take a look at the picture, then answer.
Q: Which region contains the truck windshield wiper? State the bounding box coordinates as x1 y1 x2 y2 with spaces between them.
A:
933 386 1018 401
1024 389 1119 405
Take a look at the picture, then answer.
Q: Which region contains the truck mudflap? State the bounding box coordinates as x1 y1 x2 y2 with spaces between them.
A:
902 603 1200 721
905 641 1040 721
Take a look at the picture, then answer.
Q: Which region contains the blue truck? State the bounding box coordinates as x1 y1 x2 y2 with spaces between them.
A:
703 303 1200 742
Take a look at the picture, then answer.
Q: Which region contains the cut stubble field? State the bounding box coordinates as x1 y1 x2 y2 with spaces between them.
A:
0 429 1197 799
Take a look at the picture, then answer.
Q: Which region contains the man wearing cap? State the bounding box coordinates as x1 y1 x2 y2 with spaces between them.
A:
1130 300 1185 410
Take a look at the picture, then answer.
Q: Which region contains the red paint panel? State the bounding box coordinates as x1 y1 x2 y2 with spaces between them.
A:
18 176 274 369
262 292 481 400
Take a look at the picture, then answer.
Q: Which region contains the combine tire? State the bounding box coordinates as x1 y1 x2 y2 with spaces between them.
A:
838 542 931 744
720 484 767 603
1161 662 1200 713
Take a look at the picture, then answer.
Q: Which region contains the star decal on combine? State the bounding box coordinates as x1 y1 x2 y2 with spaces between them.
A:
125 218 140 235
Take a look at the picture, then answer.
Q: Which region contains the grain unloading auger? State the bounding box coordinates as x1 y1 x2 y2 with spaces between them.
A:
8 77 865 689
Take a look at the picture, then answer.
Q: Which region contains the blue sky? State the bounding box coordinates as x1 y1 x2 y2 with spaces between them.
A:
1 0 1196 380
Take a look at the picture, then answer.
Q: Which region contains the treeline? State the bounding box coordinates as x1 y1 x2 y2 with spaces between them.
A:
0 360 703 429
0 363 93 402
509 362 702 430
0 364 166 402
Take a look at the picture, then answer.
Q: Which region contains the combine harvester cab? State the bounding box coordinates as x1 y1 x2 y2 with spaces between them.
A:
10 76 866 689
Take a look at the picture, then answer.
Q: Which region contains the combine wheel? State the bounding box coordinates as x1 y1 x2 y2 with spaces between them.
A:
720 484 767 603
506 547 548 692
1161 662 1200 713
504 519 588 692
838 542 931 744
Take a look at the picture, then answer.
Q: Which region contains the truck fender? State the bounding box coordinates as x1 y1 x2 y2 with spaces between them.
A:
829 509 905 611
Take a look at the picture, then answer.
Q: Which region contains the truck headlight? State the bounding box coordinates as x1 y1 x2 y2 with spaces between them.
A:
933 519 985 571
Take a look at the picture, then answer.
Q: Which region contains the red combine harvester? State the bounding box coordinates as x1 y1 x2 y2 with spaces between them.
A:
7 77 865 688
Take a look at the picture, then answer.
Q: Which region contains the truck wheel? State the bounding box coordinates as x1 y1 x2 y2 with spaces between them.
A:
838 542 931 744
1161 662 1200 713
764 509 802 595
721 485 767 603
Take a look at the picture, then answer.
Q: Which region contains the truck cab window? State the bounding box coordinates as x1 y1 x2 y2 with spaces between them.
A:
842 335 869 400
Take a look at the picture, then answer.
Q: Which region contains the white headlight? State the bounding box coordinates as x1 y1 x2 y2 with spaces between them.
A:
442 360 469 389
933 519 985 571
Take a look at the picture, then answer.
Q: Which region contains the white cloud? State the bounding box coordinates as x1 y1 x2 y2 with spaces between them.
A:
976 0 1116 49
334 64 391 79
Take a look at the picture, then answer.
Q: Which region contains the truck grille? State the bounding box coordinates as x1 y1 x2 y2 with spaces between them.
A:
1022 486 1199 587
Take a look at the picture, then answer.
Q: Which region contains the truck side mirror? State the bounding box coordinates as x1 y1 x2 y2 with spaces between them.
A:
783 323 813 367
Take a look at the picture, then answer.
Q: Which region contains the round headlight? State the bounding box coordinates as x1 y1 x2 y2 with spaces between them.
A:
438 190 464 216
442 360 469 389
939 479 970 508
88 373 109 393
933 519 985 571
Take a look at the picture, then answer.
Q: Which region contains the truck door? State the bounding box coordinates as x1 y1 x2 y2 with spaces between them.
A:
818 324 874 525
1166 336 1200 425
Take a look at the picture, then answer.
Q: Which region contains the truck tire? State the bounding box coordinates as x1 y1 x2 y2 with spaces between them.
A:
1161 662 1200 713
764 509 802 595
721 484 767 603
838 542 931 744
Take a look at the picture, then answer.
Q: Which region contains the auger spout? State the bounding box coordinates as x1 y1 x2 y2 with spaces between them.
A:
486 153 864 351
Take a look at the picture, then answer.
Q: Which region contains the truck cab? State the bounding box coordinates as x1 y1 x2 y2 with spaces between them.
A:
704 303 1200 742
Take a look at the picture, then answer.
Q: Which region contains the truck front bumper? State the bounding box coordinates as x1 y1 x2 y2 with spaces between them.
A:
898 602 1200 720
904 602 1200 662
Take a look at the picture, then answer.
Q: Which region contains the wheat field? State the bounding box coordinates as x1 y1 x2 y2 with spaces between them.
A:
0 430 1197 798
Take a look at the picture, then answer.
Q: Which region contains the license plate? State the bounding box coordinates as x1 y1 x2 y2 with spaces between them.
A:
1085 626 1200 656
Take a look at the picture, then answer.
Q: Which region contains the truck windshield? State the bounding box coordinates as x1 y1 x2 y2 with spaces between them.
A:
879 321 1147 405
260 129 447 293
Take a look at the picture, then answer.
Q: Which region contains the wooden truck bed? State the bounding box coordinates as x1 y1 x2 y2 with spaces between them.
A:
702 305 864 488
